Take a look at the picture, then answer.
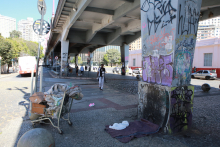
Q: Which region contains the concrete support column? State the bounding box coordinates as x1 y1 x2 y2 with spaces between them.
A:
75 54 78 65
120 44 129 75
61 40 69 77
90 53 93 71
139 0 202 134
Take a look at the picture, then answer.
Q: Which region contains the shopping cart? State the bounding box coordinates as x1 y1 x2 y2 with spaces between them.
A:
31 87 82 134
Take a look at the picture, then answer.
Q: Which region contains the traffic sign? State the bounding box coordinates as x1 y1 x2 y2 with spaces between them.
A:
33 19 50 35
55 56 58 60
37 0 46 16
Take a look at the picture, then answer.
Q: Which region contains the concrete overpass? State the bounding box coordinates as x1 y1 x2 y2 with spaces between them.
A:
45 0 220 76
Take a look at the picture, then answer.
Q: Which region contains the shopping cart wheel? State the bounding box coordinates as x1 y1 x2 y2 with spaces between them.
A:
58 129 63 134
68 121 72 126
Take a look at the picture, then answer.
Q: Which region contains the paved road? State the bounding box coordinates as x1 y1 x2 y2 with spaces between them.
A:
0 68 220 147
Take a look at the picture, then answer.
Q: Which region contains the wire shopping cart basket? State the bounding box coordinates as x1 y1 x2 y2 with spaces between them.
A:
30 85 82 134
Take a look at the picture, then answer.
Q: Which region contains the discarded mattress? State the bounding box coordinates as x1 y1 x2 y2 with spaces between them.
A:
105 119 160 143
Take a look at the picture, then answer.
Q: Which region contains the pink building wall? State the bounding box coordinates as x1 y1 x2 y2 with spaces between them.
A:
129 50 142 69
193 37 220 77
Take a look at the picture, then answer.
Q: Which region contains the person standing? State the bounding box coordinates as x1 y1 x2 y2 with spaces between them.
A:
76 64 79 76
80 65 84 76
85 65 87 71
97 64 105 90
194 66 196 73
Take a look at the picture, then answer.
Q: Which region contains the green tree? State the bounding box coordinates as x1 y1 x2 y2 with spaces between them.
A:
70 57 75 63
0 37 14 72
103 54 109 66
106 49 121 67
78 56 82 65
9 30 22 38
70 56 82 65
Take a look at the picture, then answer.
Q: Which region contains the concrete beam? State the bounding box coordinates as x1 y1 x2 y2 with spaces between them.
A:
201 0 220 7
85 0 139 43
65 2 76 5
77 44 92 53
84 7 114 15
120 0 134 3
124 31 141 45
61 0 92 41
200 6 220 21
106 19 140 44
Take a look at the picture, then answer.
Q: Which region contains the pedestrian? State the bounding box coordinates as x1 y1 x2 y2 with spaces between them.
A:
97 64 106 91
80 65 84 75
66 62 70 76
85 65 87 71
194 66 196 73
76 64 79 76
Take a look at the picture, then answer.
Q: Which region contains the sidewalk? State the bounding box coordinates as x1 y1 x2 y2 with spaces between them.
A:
0 67 219 146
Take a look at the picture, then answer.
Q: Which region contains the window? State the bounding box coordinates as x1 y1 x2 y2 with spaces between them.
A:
204 53 212 66
197 70 203 73
133 59 136 66
203 71 208 73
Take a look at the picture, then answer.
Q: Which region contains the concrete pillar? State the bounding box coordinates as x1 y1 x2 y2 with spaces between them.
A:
90 53 93 71
139 0 202 133
61 40 69 76
120 44 129 75
75 54 78 66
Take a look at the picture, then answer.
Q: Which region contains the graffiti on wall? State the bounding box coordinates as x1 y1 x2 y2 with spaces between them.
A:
142 53 173 86
138 83 170 128
141 0 177 35
169 86 194 133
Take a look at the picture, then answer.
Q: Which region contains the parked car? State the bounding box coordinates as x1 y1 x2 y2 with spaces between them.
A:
128 68 133 75
112 67 120 73
191 70 217 80
133 68 142 74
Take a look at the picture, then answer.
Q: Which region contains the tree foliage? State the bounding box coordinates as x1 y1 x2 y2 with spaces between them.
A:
70 56 82 65
9 30 22 38
0 37 14 65
106 49 121 65
103 54 109 65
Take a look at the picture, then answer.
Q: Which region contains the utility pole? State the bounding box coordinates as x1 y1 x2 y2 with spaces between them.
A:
34 0 47 92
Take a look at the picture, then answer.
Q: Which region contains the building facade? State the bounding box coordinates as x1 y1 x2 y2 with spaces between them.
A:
129 37 141 50
193 37 220 77
18 17 39 42
0 14 16 38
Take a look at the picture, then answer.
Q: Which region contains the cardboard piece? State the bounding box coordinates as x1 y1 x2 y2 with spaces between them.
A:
32 103 46 114
29 92 45 104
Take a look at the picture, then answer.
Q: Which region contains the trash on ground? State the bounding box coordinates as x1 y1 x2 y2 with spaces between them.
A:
109 121 129 130
105 119 160 143
89 103 95 107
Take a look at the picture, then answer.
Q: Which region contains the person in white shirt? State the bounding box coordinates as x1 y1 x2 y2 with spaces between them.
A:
80 66 84 75
97 64 106 90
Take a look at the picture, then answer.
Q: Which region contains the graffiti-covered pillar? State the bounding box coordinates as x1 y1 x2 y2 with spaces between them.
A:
139 0 202 133
61 40 69 77
120 44 129 75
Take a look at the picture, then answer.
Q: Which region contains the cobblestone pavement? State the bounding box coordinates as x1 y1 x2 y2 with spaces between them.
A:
0 68 220 147
104 78 220 95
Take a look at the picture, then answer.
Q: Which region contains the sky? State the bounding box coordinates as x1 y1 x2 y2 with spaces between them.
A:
0 0 58 27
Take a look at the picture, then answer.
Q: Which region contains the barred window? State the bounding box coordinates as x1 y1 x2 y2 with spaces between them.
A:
133 59 136 66
204 53 212 66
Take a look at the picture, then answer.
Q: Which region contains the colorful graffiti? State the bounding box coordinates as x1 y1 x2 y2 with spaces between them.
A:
142 53 173 86
169 86 194 133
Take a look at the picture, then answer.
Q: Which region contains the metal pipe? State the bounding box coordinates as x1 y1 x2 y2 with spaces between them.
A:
34 11 44 92
40 65 43 92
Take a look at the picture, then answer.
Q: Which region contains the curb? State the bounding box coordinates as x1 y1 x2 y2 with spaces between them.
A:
48 70 138 81
0 73 18 79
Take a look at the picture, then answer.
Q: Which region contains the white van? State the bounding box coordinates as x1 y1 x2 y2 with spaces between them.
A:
18 56 36 76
